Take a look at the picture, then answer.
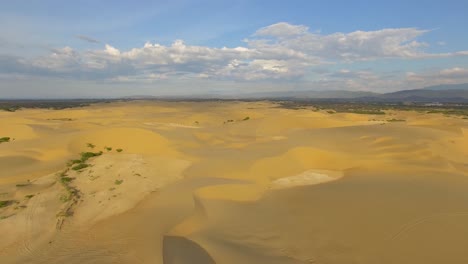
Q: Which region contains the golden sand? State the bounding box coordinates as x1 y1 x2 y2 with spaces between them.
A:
0 101 467 263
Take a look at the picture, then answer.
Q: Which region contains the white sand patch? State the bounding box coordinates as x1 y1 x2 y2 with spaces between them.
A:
270 169 343 189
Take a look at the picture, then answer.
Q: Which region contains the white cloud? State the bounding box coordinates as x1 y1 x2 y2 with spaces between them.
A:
2 22 468 84
254 22 309 37
406 67 468 87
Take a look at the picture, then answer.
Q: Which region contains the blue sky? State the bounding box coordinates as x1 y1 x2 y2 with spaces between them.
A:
1 0 467 98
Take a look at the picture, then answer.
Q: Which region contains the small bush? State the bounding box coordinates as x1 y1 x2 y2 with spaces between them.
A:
115 180 123 185
25 194 35 199
87 143 95 149
243 116 250 121
116 148 123 153
105 146 112 151
0 137 10 143
15 183 30 187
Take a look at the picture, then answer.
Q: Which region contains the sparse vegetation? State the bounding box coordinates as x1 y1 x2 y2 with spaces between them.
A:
115 180 123 185
60 193 71 203
0 137 11 143
25 194 35 199
105 146 112 151
0 200 13 208
116 148 123 152
87 143 95 149
48 118 74 121
15 183 30 187
72 163 89 171
60 177 74 183
67 159 82 166
80 151 102 162
387 118 406 122
277 101 468 118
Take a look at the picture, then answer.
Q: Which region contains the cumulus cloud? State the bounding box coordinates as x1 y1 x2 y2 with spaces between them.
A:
2 22 468 84
248 25 433 61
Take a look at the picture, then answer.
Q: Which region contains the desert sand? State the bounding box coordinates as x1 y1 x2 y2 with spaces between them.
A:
0 100 467 264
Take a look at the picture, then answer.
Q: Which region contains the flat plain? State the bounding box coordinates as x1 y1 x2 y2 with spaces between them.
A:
0 100 467 264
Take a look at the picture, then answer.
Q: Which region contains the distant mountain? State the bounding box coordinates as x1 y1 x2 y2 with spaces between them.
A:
376 83 468 102
236 90 378 99
117 83 468 103
120 95 159 99
422 83 468 91
378 89 468 102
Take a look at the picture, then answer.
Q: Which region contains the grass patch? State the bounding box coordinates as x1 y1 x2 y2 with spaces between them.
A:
71 163 89 171
0 137 11 143
114 180 123 185
15 183 30 187
80 151 102 162
60 177 74 184
0 200 13 208
67 159 82 167
387 118 406 122
60 194 71 203
116 148 123 153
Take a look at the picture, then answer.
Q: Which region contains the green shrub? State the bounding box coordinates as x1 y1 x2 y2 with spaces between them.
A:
115 180 123 185
243 116 250 121
60 177 74 183
0 137 10 143
105 146 112 151
0 200 12 208
116 148 123 153
80 151 102 162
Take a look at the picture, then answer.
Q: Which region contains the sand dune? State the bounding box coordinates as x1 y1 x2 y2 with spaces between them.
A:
0 101 467 263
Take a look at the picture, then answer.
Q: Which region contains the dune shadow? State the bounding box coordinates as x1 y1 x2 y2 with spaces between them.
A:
163 236 216 264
